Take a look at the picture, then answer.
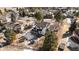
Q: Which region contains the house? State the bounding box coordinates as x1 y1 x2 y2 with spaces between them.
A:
31 27 42 37
32 22 49 36
22 22 49 45
67 29 79 50
16 17 35 31
22 32 37 45
66 10 74 19
17 17 35 27
67 36 79 50
22 32 37 41
35 22 49 29
48 22 60 32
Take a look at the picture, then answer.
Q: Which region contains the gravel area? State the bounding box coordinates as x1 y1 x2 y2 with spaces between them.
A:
0 42 25 51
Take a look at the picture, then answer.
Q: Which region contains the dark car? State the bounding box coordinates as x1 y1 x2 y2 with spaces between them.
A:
58 43 65 51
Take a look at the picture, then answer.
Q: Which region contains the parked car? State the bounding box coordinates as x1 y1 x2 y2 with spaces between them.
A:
0 38 12 48
58 43 65 51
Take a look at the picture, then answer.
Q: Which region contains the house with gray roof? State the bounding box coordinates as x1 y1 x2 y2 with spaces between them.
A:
48 22 60 32
67 29 79 50
21 32 37 45
32 22 49 36
67 36 79 51
35 22 49 29
23 32 37 41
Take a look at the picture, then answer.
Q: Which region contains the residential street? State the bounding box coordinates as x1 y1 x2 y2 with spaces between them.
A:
56 19 70 51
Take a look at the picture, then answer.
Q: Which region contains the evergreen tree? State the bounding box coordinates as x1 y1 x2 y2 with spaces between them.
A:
4 29 16 42
4 8 7 12
11 13 16 22
0 10 2 15
19 8 26 17
34 11 43 21
74 11 79 17
41 31 58 51
54 10 65 22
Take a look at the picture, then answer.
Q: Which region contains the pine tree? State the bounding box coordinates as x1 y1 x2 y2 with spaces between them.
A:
4 29 16 42
34 11 43 22
54 10 65 22
41 31 58 51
